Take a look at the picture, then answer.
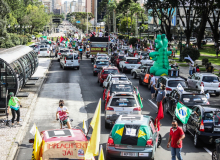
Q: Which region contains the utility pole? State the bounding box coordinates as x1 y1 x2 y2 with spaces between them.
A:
94 0 97 31
86 1 88 35
113 10 116 33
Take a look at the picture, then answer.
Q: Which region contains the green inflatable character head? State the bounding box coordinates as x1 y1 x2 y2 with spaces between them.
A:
149 34 172 76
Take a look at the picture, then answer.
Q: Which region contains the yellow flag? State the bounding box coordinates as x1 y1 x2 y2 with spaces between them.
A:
85 99 101 159
98 145 105 160
32 126 42 160
83 119 88 133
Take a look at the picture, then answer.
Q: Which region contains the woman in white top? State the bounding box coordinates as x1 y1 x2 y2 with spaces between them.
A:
56 100 71 129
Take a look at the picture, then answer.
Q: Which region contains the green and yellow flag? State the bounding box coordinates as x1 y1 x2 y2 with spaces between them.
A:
175 102 192 124
31 125 42 160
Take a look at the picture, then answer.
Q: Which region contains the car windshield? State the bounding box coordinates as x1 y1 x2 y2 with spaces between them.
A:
127 59 139 64
66 54 73 60
60 50 69 53
202 76 219 83
168 80 187 87
141 52 148 56
111 84 133 92
182 94 207 103
103 69 119 74
96 61 109 65
97 56 108 59
110 98 137 107
119 56 124 59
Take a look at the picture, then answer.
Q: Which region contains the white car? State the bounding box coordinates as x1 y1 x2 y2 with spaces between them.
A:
187 73 220 96
189 37 197 42
121 45 129 50
57 48 71 61
206 38 213 43
103 74 128 88
131 64 151 79
140 56 154 65
119 57 141 73
60 53 80 70
38 48 50 57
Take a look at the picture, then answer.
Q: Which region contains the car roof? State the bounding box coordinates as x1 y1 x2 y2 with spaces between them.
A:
126 57 139 59
42 129 87 142
96 59 109 61
198 73 217 76
202 107 220 112
111 74 127 77
103 66 118 69
111 80 132 84
173 88 204 95
116 115 150 126
161 76 185 81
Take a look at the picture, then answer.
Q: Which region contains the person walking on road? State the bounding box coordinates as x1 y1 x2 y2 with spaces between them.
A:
188 62 194 76
153 84 166 113
79 46 83 59
150 73 156 100
7 92 22 127
56 100 71 129
167 120 185 160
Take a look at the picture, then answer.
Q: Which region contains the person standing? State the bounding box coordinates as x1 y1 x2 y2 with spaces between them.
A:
188 63 194 76
7 92 22 127
206 62 214 73
150 73 156 100
167 120 185 160
153 84 166 113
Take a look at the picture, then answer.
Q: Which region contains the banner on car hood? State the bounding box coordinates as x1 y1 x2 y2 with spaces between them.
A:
42 141 88 160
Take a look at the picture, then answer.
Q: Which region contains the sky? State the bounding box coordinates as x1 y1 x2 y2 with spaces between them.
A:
61 0 72 4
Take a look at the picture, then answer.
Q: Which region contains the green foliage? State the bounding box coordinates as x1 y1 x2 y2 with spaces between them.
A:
26 33 32 42
202 58 209 65
181 48 200 61
10 33 20 45
22 36 28 45
129 38 138 46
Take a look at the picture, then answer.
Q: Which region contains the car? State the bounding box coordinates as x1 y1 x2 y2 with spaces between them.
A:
103 74 128 88
156 76 187 95
140 56 154 65
206 38 213 43
29 129 89 159
131 64 151 79
106 115 161 160
104 92 142 129
114 54 125 67
137 51 149 59
57 48 71 61
31 35 36 40
35 44 50 52
182 105 220 147
189 37 197 42
111 52 119 63
60 53 80 70
93 59 109 76
164 88 210 118
187 73 220 96
212 138 220 160
94 55 110 63
121 45 129 50
97 66 119 86
119 57 141 73
103 80 133 104
38 48 50 57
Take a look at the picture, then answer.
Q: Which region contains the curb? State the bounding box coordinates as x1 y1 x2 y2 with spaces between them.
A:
7 59 52 160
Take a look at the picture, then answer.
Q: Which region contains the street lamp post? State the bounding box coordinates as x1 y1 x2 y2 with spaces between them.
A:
22 26 24 35
14 25 17 34
7 25 10 33
177 26 185 61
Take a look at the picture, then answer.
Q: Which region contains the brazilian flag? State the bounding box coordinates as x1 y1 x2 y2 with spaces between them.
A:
111 124 152 146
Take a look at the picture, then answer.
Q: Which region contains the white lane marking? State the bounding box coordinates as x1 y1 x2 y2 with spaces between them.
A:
148 99 158 108
203 147 212 156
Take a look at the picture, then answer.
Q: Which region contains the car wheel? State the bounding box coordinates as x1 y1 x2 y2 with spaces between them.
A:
97 78 99 83
60 64 62 68
212 150 218 160
194 133 201 147
216 93 219 96
105 121 110 129
164 102 169 113
122 67 125 73
182 124 188 134
157 134 162 148
99 82 103 87
133 72 137 79
139 78 143 85
93 72 96 76
77 67 80 70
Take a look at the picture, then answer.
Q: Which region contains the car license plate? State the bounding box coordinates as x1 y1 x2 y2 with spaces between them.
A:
121 152 137 157
214 128 220 132
130 66 134 68
118 112 128 115
139 153 149 157
208 90 215 93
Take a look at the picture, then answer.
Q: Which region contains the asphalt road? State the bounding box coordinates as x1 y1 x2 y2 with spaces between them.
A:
15 57 218 160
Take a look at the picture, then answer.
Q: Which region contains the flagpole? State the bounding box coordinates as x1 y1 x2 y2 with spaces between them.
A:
98 145 103 160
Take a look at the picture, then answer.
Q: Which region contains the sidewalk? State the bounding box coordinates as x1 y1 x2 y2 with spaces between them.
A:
0 58 51 160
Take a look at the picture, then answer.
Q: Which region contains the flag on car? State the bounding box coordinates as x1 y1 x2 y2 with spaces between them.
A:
98 145 105 160
154 101 164 131
85 99 101 159
175 102 192 124
134 86 143 108
60 36 64 42
31 124 42 160
177 83 184 92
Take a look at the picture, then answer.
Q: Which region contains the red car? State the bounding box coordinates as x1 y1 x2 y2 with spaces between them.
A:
97 66 119 86
114 54 125 67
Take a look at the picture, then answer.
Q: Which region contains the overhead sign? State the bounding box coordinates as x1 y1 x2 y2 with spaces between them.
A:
76 21 81 24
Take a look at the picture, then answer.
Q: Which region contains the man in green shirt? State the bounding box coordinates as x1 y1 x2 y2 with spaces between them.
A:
7 92 22 127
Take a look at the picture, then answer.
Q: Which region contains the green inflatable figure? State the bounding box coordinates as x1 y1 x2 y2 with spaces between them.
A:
149 34 172 76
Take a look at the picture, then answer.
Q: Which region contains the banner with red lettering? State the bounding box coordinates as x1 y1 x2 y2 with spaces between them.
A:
42 141 88 160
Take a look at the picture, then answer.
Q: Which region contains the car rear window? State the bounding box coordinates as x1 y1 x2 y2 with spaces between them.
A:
111 84 132 92
111 77 128 81
203 112 213 121
119 56 124 59
168 80 187 87
182 94 207 103
202 76 219 82
103 69 119 74
74 54 79 60
60 50 70 53
96 61 109 65
40 48 47 51
65 54 73 60
127 59 139 64
110 98 137 107
141 52 148 56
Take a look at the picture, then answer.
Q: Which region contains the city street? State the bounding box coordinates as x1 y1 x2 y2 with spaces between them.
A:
14 57 217 160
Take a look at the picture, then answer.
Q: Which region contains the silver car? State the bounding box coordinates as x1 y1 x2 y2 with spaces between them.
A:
105 92 142 129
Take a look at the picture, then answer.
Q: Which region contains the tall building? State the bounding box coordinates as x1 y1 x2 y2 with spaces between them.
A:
52 0 56 11
42 0 52 13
